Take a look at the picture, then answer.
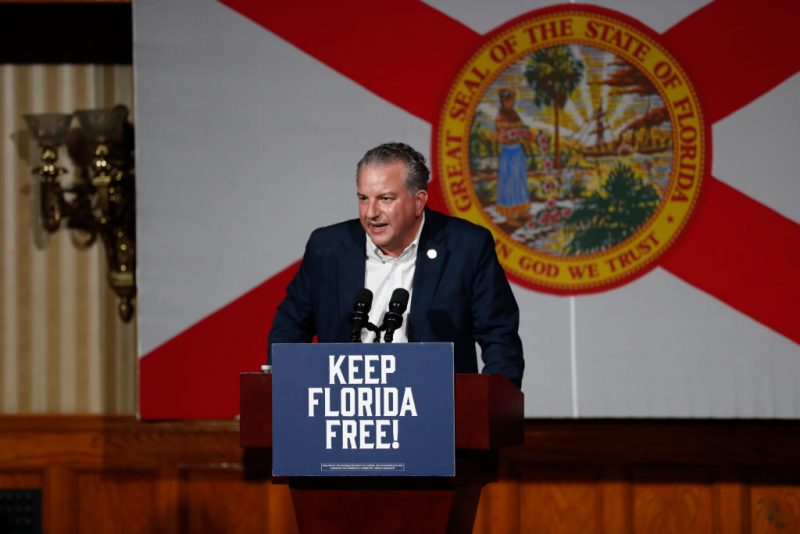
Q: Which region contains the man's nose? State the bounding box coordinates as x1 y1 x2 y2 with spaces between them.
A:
365 200 380 219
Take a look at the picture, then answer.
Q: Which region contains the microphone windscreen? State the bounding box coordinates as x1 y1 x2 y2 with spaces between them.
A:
354 288 373 310
389 288 410 313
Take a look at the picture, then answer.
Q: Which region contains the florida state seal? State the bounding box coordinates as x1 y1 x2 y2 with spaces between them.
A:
434 5 708 293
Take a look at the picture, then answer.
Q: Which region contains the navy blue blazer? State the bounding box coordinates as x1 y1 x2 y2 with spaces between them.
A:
269 209 524 387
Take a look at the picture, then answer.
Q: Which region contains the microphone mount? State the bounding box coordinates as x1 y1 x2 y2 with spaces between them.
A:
349 288 373 342
380 288 409 343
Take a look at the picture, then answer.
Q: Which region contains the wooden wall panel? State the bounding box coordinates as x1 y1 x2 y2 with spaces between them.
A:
180 468 272 534
473 480 519 534
76 470 158 534
748 472 800 534
717 468 746 534
599 465 629 533
630 467 717 534
517 465 601 533
0 416 799 533
266 478 300 534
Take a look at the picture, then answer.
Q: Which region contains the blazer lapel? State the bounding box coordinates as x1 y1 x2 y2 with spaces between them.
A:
409 210 448 341
338 221 366 328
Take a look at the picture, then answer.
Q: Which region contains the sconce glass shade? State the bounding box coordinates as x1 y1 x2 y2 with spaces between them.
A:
75 107 128 144
24 113 74 147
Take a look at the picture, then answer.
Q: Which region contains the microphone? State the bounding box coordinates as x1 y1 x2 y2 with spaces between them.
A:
382 288 409 342
349 288 373 342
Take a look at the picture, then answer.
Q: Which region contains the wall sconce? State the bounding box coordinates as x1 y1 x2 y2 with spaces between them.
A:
24 106 135 322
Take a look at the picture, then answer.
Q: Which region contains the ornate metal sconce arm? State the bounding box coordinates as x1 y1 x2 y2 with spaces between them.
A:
25 108 136 323
34 150 68 233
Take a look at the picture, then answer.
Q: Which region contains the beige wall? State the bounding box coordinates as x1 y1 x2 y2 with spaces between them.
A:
0 64 136 414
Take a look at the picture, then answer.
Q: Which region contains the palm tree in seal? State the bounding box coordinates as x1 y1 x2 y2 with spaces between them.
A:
524 46 584 173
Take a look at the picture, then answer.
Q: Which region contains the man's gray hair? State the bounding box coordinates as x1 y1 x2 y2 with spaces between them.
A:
356 142 430 193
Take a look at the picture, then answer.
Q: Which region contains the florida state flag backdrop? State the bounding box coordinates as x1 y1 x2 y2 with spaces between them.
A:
134 0 799 419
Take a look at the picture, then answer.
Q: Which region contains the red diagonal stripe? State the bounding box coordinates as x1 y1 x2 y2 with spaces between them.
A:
661 177 800 343
139 261 300 419
662 0 800 123
218 0 481 123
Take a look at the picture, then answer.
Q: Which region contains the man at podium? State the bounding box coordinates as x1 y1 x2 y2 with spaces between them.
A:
269 142 524 387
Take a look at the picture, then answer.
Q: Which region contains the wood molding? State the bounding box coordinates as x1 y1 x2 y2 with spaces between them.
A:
514 419 800 466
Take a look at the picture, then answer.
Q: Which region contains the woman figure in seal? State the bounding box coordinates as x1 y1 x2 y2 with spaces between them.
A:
495 88 532 226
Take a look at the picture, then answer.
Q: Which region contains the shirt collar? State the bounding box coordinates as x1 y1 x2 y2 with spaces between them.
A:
366 212 426 262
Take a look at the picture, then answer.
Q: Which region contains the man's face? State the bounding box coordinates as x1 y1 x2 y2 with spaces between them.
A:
357 161 428 258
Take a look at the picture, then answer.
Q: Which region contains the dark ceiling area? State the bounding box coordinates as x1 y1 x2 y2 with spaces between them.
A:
0 2 132 63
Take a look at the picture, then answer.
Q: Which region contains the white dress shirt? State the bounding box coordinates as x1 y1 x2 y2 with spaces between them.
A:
362 215 425 343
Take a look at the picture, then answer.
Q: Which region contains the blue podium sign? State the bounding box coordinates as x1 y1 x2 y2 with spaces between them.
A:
272 343 455 477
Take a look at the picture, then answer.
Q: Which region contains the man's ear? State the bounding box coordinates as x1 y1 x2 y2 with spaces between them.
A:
415 189 428 215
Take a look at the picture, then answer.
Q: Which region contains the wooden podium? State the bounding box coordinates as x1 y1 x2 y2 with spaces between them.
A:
240 372 523 534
